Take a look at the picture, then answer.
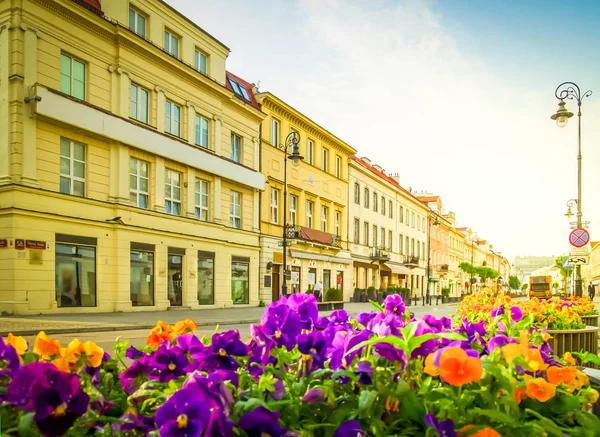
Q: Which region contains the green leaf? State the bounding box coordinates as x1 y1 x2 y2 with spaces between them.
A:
18 412 35 437
437 332 467 341
347 336 407 356
358 390 377 418
370 300 384 312
547 395 581 415
573 351 600 365
407 334 437 354
399 390 425 425
418 377 432 395
470 408 513 424
22 352 38 365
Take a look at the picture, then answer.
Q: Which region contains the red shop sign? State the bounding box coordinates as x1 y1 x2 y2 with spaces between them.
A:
15 239 25 250
0 239 7 248
26 240 46 250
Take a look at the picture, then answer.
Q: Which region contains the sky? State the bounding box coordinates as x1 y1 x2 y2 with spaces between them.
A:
167 0 600 262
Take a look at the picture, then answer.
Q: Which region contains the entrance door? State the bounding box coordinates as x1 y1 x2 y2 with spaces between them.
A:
272 265 280 302
323 269 331 290
168 255 183 306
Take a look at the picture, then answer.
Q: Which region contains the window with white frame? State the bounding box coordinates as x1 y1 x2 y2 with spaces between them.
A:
388 230 393 251
289 195 298 225
373 225 378 247
306 201 314 228
128 8 146 38
381 196 386 215
364 188 370 208
165 170 181 215
165 100 181 136
130 83 149 123
335 211 341 236
194 49 207 74
195 115 209 148
389 200 393 219
405 236 409 255
270 188 279 224
422 217 426 232
230 191 241 229
399 234 404 254
381 228 385 249
307 140 315 164
194 179 209 221
271 119 279 146
129 158 149 208
417 215 421 231
335 155 341 178
412 212 416 228
60 53 85 100
60 138 86 197
354 183 360 204
399 205 404 223
364 222 369 246
373 192 378 212
164 30 179 57
354 218 360 244
406 209 410 225
230 133 242 163
322 148 329 172
321 206 328 232
416 241 420 258
411 238 415 256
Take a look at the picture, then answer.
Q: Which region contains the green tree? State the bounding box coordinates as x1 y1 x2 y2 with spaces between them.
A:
475 266 499 288
459 262 476 293
555 256 573 294
509 275 521 291
521 283 528 292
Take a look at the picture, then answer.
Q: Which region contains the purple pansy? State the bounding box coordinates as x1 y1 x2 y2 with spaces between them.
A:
119 355 153 395
302 387 325 404
286 293 319 329
149 342 189 383
155 388 211 437
0 337 21 378
374 343 407 370
357 311 378 326
510 306 523 322
329 329 372 370
424 413 456 437
205 330 248 371
384 294 406 316
297 331 328 372
7 361 56 410
491 306 505 317
423 315 452 333
239 406 287 437
125 345 144 360
183 374 235 436
334 420 366 437
356 361 374 385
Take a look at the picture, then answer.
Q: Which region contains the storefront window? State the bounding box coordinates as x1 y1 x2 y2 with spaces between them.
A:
232 257 249 304
55 242 96 307
337 271 344 291
130 247 154 306
168 253 183 306
323 269 331 290
308 268 317 293
291 266 301 293
198 252 214 305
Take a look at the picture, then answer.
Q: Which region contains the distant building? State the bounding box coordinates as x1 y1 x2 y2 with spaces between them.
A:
512 256 557 282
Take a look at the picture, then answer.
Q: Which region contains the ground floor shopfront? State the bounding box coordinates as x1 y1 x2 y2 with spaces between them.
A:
0 192 260 315
352 257 426 296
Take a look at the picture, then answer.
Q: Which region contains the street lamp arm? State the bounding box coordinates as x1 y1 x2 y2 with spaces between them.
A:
555 82 592 107
566 199 578 208
279 131 301 155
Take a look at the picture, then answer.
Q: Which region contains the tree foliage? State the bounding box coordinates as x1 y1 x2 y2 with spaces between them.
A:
476 266 499 282
521 283 529 291
508 275 521 291
555 256 573 294
459 262 476 275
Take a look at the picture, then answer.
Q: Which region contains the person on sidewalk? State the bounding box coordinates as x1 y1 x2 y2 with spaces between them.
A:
588 282 596 301
313 281 323 302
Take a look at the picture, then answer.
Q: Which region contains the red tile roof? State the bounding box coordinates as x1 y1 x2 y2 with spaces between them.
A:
226 71 260 110
591 241 599 249
416 195 439 203
350 155 425 205
456 227 468 231
72 0 103 14
478 240 487 245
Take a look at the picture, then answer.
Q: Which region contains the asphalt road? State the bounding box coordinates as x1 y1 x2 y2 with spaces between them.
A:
22 304 458 356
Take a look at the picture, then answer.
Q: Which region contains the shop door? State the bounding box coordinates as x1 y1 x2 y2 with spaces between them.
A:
323 269 331 290
272 265 280 302
168 255 183 306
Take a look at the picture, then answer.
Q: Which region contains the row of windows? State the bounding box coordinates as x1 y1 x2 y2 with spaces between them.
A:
59 138 242 229
59 53 245 163
128 7 209 76
353 183 426 231
270 119 343 178
352 218 425 257
269 189 342 235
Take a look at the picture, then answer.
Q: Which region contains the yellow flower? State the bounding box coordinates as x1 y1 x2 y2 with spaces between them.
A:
589 389 599 404
81 341 104 367
34 331 62 359
563 352 577 366
7 333 28 355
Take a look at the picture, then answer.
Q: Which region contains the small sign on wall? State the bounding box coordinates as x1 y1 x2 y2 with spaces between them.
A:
0 239 7 248
15 239 25 250
30 249 43 265
264 275 272 288
26 240 46 250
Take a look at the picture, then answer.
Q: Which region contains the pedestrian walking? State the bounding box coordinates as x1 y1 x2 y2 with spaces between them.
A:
313 280 323 302
588 282 596 301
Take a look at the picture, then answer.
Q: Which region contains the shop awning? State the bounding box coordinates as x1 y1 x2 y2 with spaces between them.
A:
384 262 413 275
290 250 353 265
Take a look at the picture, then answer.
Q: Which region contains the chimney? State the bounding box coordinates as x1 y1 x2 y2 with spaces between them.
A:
372 164 383 172
390 173 400 184
251 83 258 94
360 157 371 165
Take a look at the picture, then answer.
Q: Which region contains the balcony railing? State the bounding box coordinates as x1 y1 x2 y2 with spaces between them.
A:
401 255 420 268
370 246 390 261
436 264 449 272
285 225 341 248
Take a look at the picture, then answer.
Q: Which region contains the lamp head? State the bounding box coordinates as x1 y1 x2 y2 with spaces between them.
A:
288 144 303 167
565 207 573 219
551 99 573 128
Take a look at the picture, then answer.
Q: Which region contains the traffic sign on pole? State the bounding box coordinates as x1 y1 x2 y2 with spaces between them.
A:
569 228 590 248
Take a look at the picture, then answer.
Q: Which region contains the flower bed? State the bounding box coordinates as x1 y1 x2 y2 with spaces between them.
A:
0 294 599 437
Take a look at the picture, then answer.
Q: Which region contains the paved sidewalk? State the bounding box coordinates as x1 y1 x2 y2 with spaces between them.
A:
0 301 459 337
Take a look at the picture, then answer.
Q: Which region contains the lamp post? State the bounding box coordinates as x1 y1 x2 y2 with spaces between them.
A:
551 82 592 297
280 132 303 297
426 211 440 304
470 236 479 294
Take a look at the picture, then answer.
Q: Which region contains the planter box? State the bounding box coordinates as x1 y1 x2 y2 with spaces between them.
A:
547 326 599 368
581 315 599 327
367 290 377 301
360 293 368 303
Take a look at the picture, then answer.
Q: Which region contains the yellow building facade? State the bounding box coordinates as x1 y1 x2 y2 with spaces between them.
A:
0 0 266 314
256 93 356 303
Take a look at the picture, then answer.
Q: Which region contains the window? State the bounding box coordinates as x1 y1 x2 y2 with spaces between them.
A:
130 245 154 306
389 230 393 251
306 201 314 228
60 138 85 197
373 225 378 247
335 211 341 236
373 193 378 212
389 200 393 218
399 234 404 254
406 236 409 255
228 78 251 102
230 133 242 163
307 140 315 164
354 183 360 204
364 188 370 208
411 238 415 256
194 179 209 221
129 158 149 208
195 115 209 148
165 100 181 136
194 50 207 74
422 242 425 259
422 218 426 232
168 251 183 306
270 188 279 224
271 119 279 146
128 8 146 37
381 228 385 249
164 30 179 57
289 194 298 225
354 218 360 244
290 265 301 293
232 257 249 304
416 241 420 259
412 212 416 228
321 206 328 232
399 205 404 223
381 196 386 215
60 54 85 100
406 209 410 225
130 84 149 123
364 222 369 246
335 155 341 178
198 252 214 305
165 170 181 215
417 215 421 231
55 238 96 308
322 148 329 172
230 191 241 229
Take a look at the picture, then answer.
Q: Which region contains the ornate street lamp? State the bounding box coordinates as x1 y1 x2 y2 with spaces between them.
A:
565 199 577 220
551 82 592 297
280 132 303 297
426 211 440 304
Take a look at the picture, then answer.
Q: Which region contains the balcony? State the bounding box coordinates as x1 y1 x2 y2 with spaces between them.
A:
370 246 390 262
285 225 341 249
401 255 420 269
436 264 449 272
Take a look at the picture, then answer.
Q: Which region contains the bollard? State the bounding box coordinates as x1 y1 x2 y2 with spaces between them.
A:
436 295 440 305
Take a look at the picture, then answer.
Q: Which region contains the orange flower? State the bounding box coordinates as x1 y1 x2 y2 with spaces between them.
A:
81 341 104 367
424 353 439 376
514 385 528 404
501 331 547 372
438 347 483 386
571 370 589 390
173 319 198 336
471 428 503 437
146 320 173 348
525 378 556 402
51 356 72 373
547 366 577 386
563 352 576 365
7 333 28 355
34 331 62 359
60 339 104 368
